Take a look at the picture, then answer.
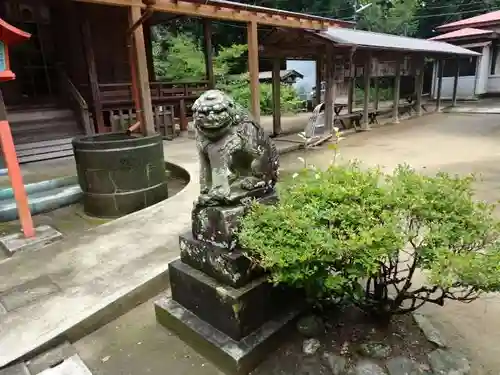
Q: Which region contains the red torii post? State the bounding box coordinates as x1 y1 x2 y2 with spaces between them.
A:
0 19 34 238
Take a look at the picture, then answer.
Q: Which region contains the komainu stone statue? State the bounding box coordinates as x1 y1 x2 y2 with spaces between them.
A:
155 91 299 374
179 90 280 287
192 89 279 207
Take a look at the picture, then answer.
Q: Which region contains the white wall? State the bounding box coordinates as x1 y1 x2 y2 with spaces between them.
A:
477 45 490 94
431 45 488 99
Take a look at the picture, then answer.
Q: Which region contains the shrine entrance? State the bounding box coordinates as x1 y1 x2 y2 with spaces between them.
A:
0 0 58 107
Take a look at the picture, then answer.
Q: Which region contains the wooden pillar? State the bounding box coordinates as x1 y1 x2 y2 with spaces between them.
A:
435 59 444 111
393 58 402 123
129 6 155 135
362 53 372 129
247 21 260 122
324 50 335 133
452 58 460 107
347 50 355 114
203 19 215 89
315 56 322 106
347 78 354 114
271 58 281 136
415 57 425 116
373 76 380 110
81 13 104 134
143 20 156 82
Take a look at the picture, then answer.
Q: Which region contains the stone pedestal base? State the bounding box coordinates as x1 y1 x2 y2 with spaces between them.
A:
155 260 303 374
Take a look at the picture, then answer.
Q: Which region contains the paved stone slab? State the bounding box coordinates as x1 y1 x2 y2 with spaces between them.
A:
26 342 76 375
0 275 59 312
0 225 62 256
0 363 29 375
37 355 93 375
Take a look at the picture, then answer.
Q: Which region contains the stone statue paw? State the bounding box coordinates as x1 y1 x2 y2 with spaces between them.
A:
240 176 262 190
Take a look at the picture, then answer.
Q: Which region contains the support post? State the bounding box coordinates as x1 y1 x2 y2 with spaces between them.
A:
347 49 355 114
271 58 281 136
129 5 155 136
347 77 354 114
315 56 322 106
81 14 104 134
373 76 379 110
362 53 372 130
415 57 425 116
393 58 402 124
203 19 215 89
452 58 459 107
247 20 260 122
435 59 443 111
0 90 34 238
143 20 156 82
324 50 335 133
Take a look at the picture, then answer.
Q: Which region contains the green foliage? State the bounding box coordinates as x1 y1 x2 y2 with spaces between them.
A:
152 32 206 81
153 32 303 115
358 0 419 36
239 162 500 320
219 77 303 115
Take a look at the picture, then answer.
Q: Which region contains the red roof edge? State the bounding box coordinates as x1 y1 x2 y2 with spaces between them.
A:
0 18 30 45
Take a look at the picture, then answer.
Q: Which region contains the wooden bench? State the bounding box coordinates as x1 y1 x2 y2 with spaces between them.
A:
336 112 362 129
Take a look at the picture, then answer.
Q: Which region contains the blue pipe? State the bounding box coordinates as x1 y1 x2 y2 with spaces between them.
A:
0 176 78 201
0 184 83 222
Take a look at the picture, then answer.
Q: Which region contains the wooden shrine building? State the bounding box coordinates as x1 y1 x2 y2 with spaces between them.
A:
0 0 351 162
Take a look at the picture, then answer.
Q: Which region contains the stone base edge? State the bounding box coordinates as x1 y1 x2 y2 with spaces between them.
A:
154 296 300 374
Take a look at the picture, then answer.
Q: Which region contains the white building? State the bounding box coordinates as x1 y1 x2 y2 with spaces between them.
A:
430 10 500 99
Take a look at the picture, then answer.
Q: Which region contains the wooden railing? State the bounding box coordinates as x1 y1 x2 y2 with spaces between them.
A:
58 70 94 135
79 80 209 136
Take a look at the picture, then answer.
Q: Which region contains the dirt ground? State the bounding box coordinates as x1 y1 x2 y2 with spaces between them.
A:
75 112 500 375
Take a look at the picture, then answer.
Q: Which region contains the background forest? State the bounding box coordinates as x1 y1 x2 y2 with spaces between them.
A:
151 0 495 112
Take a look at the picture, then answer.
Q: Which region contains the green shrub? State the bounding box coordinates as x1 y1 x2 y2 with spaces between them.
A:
239 162 500 321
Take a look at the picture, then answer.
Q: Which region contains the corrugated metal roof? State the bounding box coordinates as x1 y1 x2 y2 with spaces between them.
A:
429 28 493 41
437 10 500 30
315 28 480 56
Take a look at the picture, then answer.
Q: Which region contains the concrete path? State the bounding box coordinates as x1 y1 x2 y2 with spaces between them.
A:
0 138 199 369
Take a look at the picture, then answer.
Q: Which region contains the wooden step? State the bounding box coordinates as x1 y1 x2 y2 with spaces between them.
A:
7 109 75 124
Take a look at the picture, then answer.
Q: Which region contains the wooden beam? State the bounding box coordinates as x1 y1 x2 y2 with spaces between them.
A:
435 59 443 111
415 57 424 116
362 53 371 129
129 5 155 135
271 58 281 136
81 10 104 134
315 56 322 107
247 20 260 122
324 49 335 133
373 76 379 110
452 58 459 107
393 58 402 123
203 19 215 89
143 19 156 82
73 0 343 30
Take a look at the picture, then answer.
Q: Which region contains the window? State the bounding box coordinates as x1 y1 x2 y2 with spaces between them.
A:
491 44 499 75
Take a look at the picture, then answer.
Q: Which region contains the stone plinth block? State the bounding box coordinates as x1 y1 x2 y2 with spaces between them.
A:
166 260 300 341
155 261 303 374
155 297 299 375
179 232 262 288
191 190 277 248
